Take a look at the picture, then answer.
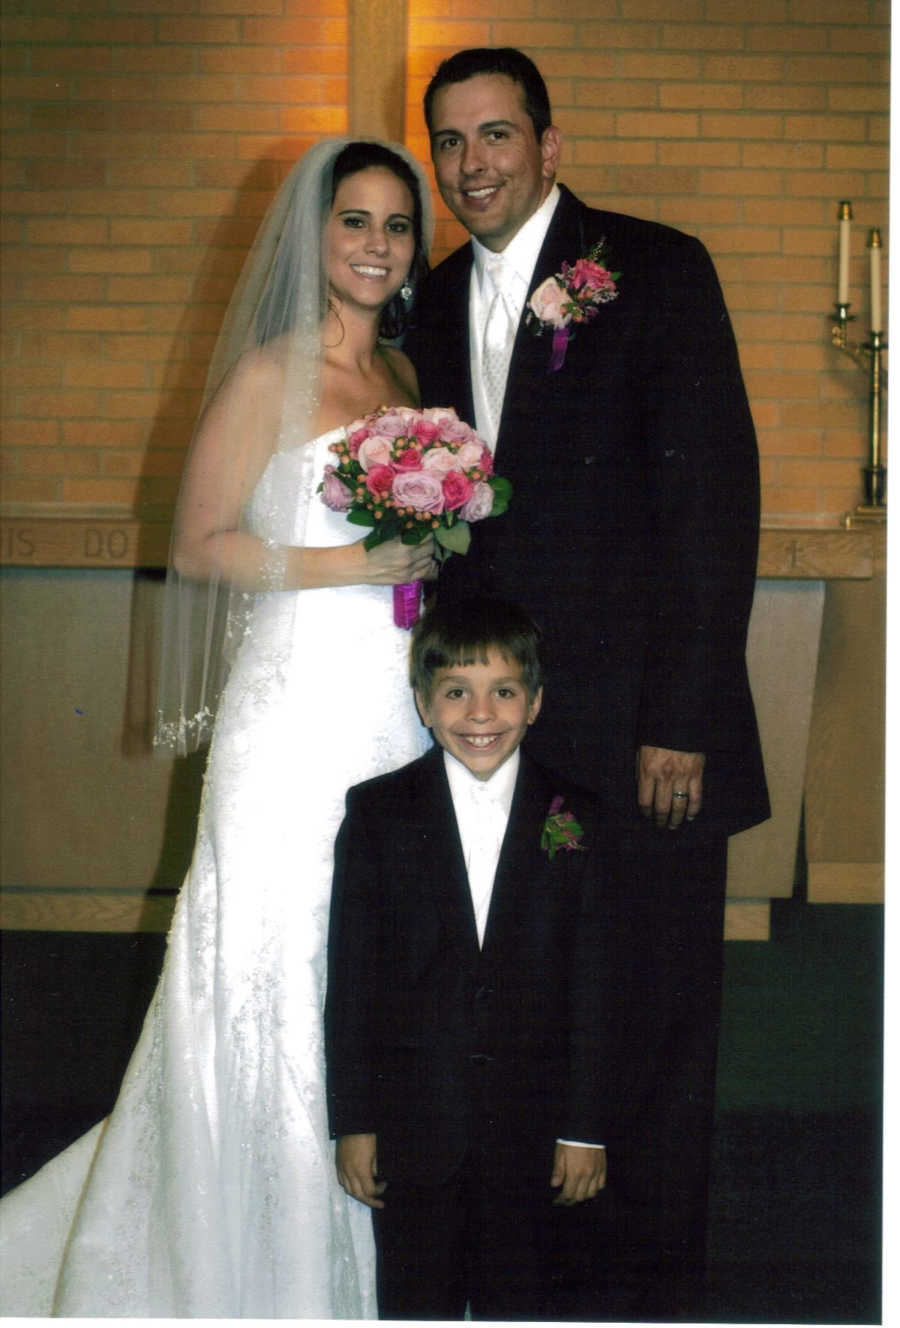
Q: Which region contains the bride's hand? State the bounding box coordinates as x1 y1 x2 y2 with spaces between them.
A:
359 534 438 585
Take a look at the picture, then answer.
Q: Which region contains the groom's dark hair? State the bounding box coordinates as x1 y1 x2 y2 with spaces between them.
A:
410 596 543 702
423 48 552 141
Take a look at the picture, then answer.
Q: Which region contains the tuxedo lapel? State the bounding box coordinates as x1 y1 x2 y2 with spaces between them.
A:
429 248 476 427
494 187 594 463
408 747 480 953
480 755 553 955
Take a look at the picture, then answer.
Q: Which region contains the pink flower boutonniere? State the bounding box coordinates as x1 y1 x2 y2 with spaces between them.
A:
526 240 620 371
540 796 586 860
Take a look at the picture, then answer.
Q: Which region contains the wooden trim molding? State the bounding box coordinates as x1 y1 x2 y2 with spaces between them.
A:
348 0 408 141
0 890 770 941
0 517 881 578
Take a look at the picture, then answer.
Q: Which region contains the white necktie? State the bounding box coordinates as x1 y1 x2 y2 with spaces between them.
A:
481 256 517 437
464 781 507 947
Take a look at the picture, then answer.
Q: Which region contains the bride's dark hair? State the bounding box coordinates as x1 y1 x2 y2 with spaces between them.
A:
327 141 431 341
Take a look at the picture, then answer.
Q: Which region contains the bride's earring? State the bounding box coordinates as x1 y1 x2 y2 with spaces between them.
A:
400 278 413 303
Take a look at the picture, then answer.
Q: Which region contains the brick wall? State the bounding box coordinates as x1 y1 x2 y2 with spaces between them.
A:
407 2 890 525
1 0 348 515
1 2 889 527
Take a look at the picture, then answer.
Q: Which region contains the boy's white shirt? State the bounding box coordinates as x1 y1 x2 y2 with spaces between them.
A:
444 747 518 947
442 747 603 1154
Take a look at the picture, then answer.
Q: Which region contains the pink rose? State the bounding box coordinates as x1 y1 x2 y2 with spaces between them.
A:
365 464 395 499
421 446 460 475
392 469 445 514
375 408 416 438
321 465 352 512
395 446 423 471
569 258 615 295
421 406 459 424
347 426 369 458
478 446 494 476
437 417 474 443
441 470 474 511
528 275 570 329
413 418 441 445
357 434 395 471
459 481 495 522
455 440 485 469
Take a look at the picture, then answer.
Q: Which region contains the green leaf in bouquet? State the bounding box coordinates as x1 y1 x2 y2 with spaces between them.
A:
347 508 376 528
401 525 434 547
436 521 471 556
363 515 403 550
488 475 512 516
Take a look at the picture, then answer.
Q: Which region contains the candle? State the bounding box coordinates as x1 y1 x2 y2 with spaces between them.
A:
868 228 882 334
838 200 852 305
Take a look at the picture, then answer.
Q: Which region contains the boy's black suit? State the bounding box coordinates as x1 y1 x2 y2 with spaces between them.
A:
326 745 628 1318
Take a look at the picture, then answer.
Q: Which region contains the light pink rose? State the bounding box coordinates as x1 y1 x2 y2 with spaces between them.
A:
421 406 459 424
437 417 474 443
441 470 474 511
321 466 352 512
365 464 395 499
375 408 417 437
459 481 495 522
392 469 445 514
421 446 461 475
455 440 485 469
528 275 570 329
357 434 395 471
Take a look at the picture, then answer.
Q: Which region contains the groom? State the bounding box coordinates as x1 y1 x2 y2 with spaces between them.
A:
406 47 770 1318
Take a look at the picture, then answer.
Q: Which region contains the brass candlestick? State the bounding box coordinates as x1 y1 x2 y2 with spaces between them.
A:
829 314 887 530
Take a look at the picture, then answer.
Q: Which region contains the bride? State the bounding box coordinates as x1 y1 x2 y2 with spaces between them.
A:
0 138 437 1317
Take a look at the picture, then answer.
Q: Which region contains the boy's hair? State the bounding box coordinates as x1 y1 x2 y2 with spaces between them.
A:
423 47 552 141
411 596 543 701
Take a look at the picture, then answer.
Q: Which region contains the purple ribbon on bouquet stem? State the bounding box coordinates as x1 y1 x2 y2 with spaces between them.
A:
549 326 571 372
393 580 422 629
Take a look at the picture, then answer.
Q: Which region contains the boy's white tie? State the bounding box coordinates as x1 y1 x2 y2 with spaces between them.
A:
464 779 508 947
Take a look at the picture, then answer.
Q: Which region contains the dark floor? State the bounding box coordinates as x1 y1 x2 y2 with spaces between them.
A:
1 891 884 1323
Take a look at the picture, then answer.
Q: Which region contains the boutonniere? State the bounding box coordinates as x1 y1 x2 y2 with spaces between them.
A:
526 240 620 371
540 796 586 859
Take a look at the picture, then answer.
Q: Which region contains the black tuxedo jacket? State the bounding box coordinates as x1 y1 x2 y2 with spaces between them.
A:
406 186 769 835
325 747 630 1187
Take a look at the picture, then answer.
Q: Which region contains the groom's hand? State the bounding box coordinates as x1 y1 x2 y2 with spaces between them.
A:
336 1133 386 1209
550 1143 607 1206
637 745 705 829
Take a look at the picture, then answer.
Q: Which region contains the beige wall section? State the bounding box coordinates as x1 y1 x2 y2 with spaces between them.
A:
0 571 202 914
727 580 826 908
804 538 886 903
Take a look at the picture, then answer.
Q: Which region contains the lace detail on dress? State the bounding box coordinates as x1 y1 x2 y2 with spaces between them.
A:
0 428 430 1319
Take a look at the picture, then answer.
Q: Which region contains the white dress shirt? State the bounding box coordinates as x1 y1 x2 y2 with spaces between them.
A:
469 184 561 449
444 747 518 947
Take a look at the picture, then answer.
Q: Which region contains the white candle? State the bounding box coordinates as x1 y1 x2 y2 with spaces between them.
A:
838 200 852 305
869 229 882 334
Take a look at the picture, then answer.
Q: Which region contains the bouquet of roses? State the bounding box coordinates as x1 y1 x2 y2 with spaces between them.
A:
319 405 512 626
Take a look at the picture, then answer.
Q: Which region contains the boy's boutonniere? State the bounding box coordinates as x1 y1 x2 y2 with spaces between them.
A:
526 240 620 372
540 796 586 859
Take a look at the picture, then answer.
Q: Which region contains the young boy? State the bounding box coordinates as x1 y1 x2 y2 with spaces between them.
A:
325 597 627 1320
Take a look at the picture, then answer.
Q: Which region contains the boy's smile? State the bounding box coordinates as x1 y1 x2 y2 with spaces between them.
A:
416 647 542 781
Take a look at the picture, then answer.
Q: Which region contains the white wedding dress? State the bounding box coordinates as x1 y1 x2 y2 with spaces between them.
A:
0 427 430 1317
